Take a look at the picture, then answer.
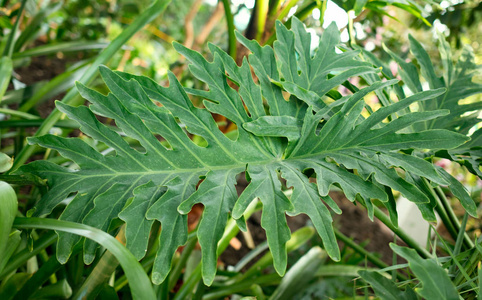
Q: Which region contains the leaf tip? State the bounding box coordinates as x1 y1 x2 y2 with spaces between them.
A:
26 208 36 217
177 203 192 215
274 265 287 277
84 253 95 265
202 273 215 287
151 272 166 285
172 41 186 53
57 252 70 265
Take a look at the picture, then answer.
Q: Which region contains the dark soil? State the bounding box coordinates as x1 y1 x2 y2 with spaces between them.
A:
220 190 398 269
13 55 70 117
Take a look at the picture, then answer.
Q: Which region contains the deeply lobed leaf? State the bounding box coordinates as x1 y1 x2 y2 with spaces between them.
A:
18 18 474 285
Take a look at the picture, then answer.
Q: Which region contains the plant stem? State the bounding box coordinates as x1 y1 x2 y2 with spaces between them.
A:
115 254 156 291
348 10 356 47
264 2 317 45
334 228 408 281
0 174 47 187
256 0 269 41
268 0 282 18
234 226 315 283
365 202 433 260
455 240 482 286
319 0 327 25
434 186 473 249
221 0 237 59
420 178 458 239
204 273 281 299
277 0 300 20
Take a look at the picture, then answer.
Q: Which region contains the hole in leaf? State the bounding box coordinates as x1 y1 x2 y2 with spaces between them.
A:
153 134 172 150
190 134 208 147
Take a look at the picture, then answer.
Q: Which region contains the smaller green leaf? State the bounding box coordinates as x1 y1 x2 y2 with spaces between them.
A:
390 244 459 300
408 35 444 91
0 181 17 268
359 270 417 300
274 80 328 111
0 57 12 101
354 0 368 15
0 273 30 300
383 44 422 93
435 167 477 217
311 159 388 203
83 183 135 264
243 116 302 141
0 230 21 275
0 153 13 173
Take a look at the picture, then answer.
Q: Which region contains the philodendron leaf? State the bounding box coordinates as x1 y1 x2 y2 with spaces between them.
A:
391 244 459 300
18 18 472 285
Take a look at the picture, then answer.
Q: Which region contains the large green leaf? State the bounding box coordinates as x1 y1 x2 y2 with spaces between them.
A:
18 18 471 285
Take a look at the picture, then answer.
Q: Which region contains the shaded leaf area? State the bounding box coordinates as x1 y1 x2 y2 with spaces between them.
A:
391 244 459 300
360 244 461 300
18 18 473 285
359 270 417 300
384 33 482 178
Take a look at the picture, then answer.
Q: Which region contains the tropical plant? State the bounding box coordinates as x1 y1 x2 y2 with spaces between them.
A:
12 14 478 286
1 0 481 299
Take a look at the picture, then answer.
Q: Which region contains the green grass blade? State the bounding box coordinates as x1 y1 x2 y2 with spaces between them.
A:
270 246 327 300
2 0 27 57
12 41 110 60
0 181 18 271
0 153 13 173
0 57 12 101
12 217 155 300
221 0 236 58
0 232 56 280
